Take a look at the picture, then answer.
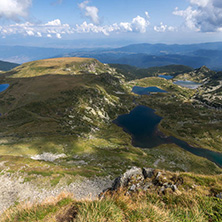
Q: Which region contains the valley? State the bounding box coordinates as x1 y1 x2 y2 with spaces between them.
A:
0 57 222 219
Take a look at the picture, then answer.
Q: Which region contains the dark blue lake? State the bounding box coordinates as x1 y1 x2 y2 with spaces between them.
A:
159 75 173 80
114 105 222 167
132 86 167 95
0 84 9 93
174 80 201 89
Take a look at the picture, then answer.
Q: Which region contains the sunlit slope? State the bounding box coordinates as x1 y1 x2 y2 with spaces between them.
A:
0 57 129 138
7 57 113 78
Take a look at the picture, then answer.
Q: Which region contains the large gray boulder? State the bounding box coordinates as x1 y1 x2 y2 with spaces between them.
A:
112 167 143 190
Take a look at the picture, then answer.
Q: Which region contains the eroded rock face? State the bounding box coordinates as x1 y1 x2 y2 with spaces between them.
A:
105 167 183 196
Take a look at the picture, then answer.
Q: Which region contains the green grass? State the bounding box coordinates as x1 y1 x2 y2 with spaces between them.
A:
2 194 73 222
131 77 222 152
2 173 222 222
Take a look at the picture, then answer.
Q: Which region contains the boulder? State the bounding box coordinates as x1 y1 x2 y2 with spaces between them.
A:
112 167 143 190
142 168 155 179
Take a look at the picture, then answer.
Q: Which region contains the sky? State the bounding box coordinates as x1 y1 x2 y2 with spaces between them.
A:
0 0 222 48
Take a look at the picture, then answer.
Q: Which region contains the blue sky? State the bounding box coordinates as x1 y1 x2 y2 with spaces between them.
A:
0 0 222 47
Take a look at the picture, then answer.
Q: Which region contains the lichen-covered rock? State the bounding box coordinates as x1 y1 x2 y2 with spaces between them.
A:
142 168 155 179
107 167 183 197
112 167 143 190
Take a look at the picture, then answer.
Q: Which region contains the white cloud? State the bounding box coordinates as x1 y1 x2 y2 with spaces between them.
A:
131 15 150 33
26 30 34 36
173 0 222 32
79 1 100 24
119 22 132 32
45 19 62 26
154 22 176 32
0 0 32 21
56 33 62 39
0 19 73 38
75 12 150 35
0 12 151 38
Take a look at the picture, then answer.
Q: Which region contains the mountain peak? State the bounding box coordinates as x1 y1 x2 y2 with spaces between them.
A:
198 65 211 73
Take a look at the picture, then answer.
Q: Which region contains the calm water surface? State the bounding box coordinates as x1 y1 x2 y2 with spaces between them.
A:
132 86 167 95
0 84 9 93
174 80 201 89
159 75 173 80
114 105 222 167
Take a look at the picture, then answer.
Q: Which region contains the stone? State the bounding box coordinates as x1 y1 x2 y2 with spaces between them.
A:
112 167 143 190
129 184 136 192
156 172 162 180
171 185 178 192
142 168 155 179
216 192 222 199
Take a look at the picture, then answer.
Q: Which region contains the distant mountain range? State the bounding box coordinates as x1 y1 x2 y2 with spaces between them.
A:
1 42 222 70
59 42 222 70
0 45 73 64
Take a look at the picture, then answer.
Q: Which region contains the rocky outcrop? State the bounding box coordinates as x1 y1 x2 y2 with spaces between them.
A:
175 65 216 83
101 167 183 197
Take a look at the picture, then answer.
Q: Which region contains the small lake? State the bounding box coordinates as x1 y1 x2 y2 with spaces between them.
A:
132 86 167 95
159 75 173 80
174 80 201 89
0 84 9 93
114 105 222 167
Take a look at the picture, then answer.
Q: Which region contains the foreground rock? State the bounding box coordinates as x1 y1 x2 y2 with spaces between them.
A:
101 167 183 197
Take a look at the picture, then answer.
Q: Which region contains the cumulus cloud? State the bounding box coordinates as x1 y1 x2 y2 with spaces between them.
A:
0 12 151 38
0 19 73 39
131 15 150 33
0 0 32 21
79 1 100 24
154 22 176 32
76 12 150 35
173 0 222 32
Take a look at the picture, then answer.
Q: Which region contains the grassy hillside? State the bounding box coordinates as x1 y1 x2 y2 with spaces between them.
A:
130 77 222 153
6 57 114 78
0 58 222 216
1 168 222 222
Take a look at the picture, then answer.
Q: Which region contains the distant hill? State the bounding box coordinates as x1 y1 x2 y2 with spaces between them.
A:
110 64 193 81
115 42 222 54
0 60 19 71
59 42 222 70
7 57 114 78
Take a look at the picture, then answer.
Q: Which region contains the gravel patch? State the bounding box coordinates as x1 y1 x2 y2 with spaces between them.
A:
0 173 112 215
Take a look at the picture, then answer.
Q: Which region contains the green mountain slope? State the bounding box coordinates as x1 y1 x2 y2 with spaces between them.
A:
0 58 222 217
0 60 19 71
0 58 129 138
